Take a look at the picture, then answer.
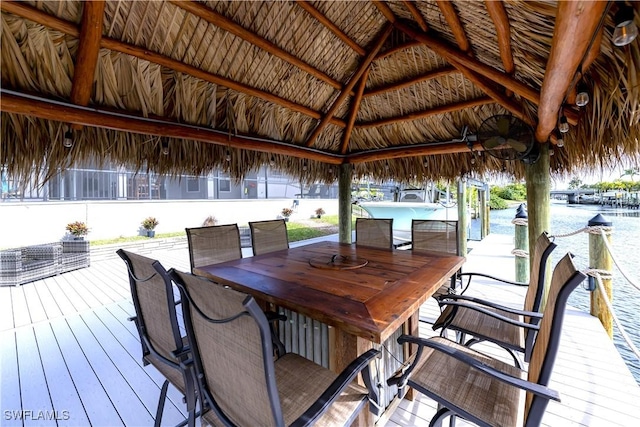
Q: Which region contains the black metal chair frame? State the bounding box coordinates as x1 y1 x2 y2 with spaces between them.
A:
169 269 382 427
117 249 198 427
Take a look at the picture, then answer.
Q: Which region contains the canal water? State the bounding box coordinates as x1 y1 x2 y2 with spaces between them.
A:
485 202 640 384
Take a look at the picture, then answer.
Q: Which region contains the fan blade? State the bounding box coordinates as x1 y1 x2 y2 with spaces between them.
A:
507 138 528 152
483 136 503 149
497 116 511 136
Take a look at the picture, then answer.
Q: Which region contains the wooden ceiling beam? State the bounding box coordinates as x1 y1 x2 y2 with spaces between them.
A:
295 1 366 56
402 1 428 32
485 1 514 82
567 25 603 105
535 1 608 142
372 1 397 23
349 141 485 164
341 69 370 154
436 0 470 52
1 90 343 165
396 21 540 105
170 1 353 95
357 96 493 129
364 66 457 98
0 1 346 128
374 40 422 60
70 1 105 108
305 23 393 147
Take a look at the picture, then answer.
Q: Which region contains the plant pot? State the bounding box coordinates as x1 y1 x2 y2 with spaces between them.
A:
283 218 289 222
73 236 84 241
147 230 155 238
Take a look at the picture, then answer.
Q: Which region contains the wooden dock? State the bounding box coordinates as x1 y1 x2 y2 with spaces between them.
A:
1 234 639 426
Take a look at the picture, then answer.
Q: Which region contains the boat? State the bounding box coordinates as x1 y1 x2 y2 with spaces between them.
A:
357 188 458 231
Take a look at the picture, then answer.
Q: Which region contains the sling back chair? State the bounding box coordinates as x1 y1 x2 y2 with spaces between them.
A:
355 218 393 249
117 249 197 427
249 219 289 256
169 269 381 427
411 219 461 298
433 232 556 367
186 224 242 273
388 253 586 427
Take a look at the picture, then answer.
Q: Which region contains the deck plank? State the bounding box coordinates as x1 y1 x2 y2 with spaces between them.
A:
11 286 31 328
0 330 22 426
48 318 125 426
0 285 15 330
34 276 64 322
14 326 56 426
32 322 90 426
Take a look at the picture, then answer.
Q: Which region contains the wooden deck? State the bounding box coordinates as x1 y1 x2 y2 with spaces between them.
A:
1 234 639 426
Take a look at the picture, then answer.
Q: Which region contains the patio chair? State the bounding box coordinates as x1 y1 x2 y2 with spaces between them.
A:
411 219 460 298
169 269 382 426
249 219 289 256
433 232 557 367
116 249 197 427
355 218 393 249
186 224 242 272
388 253 586 427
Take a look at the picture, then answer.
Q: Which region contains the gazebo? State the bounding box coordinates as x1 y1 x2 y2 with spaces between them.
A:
1 1 639 249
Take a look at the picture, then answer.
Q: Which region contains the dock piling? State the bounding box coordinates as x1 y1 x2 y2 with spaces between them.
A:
514 204 529 283
588 214 613 338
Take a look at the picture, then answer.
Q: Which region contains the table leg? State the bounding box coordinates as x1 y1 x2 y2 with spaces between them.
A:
402 311 420 401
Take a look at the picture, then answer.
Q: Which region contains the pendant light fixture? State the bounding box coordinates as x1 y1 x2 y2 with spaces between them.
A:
613 2 638 47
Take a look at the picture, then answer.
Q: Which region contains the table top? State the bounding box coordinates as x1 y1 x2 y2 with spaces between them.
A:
194 241 465 343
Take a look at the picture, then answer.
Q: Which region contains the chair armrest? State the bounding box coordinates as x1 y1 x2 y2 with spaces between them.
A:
290 348 381 427
23 244 61 261
437 295 543 319
0 250 23 270
391 335 560 401
458 272 527 295
434 301 541 330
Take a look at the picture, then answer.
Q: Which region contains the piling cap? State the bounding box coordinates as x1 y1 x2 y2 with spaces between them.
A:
588 213 612 226
515 203 527 219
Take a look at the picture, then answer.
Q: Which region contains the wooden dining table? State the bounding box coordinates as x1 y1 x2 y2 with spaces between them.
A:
194 240 465 419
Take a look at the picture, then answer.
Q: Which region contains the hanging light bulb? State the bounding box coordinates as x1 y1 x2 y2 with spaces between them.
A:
558 115 569 133
613 2 638 47
302 161 307 171
575 83 589 107
556 133 565 148
385 161 390 170
161 140 169 155
225 150 231 162
470 154 476 165
269 156 275 167
63 130 73 148
423 158 428 167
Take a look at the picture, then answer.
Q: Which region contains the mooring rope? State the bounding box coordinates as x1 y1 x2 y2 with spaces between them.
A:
583 268 640 361
511 218 528 226
511 248 529 258
596 228 640 292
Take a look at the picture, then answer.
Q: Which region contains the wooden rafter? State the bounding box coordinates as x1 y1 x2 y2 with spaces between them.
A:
436 0 470 52
296 0 365 56
372 1 396 23
356 97 493 129
364 66 456 98
535 1 608 142
70 1 104 107
396 21 539 105
0 1 346 128
485 1 514 76
1 90 343 165
567 25 603 105
402 1 428 32
349 142 485 164
340 69 370 154
374 40 422 60
305 23 393 148
170 0 353 95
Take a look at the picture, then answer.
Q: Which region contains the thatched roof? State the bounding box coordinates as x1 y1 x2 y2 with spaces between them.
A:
1 1 639 184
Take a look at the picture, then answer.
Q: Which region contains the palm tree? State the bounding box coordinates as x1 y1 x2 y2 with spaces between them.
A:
620 168 639 182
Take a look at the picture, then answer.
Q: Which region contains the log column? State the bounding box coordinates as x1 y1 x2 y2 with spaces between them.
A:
457 179 468 257
525 144 551 305
338 163 353 243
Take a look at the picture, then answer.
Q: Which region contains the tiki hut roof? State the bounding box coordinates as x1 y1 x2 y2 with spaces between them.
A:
1 1 639 184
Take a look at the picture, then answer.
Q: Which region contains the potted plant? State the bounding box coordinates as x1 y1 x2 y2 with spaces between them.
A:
314 207 325 218
141 216 159 237
281 208 293 222
66 221 89 240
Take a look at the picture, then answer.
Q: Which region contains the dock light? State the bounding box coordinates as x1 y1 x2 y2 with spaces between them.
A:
225 150 231 162
575 83 590 107
556 130 565 147
302 161 308 171
161 140 169 155
63 130 73 148
558 115 569 133
269 156 275 166
613 2 638 47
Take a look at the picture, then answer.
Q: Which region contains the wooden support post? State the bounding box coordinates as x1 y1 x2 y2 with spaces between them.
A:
514 204 529 283
479 185 489 239
457 179 468 257
588 214 613 339
525 144 551 305
338 164 353 244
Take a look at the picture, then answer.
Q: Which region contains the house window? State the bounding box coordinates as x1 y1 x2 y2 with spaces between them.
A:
219 176 231 192
187 177 200 192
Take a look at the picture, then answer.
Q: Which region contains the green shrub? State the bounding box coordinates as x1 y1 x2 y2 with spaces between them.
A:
489 194 509 209
491 183 527 201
